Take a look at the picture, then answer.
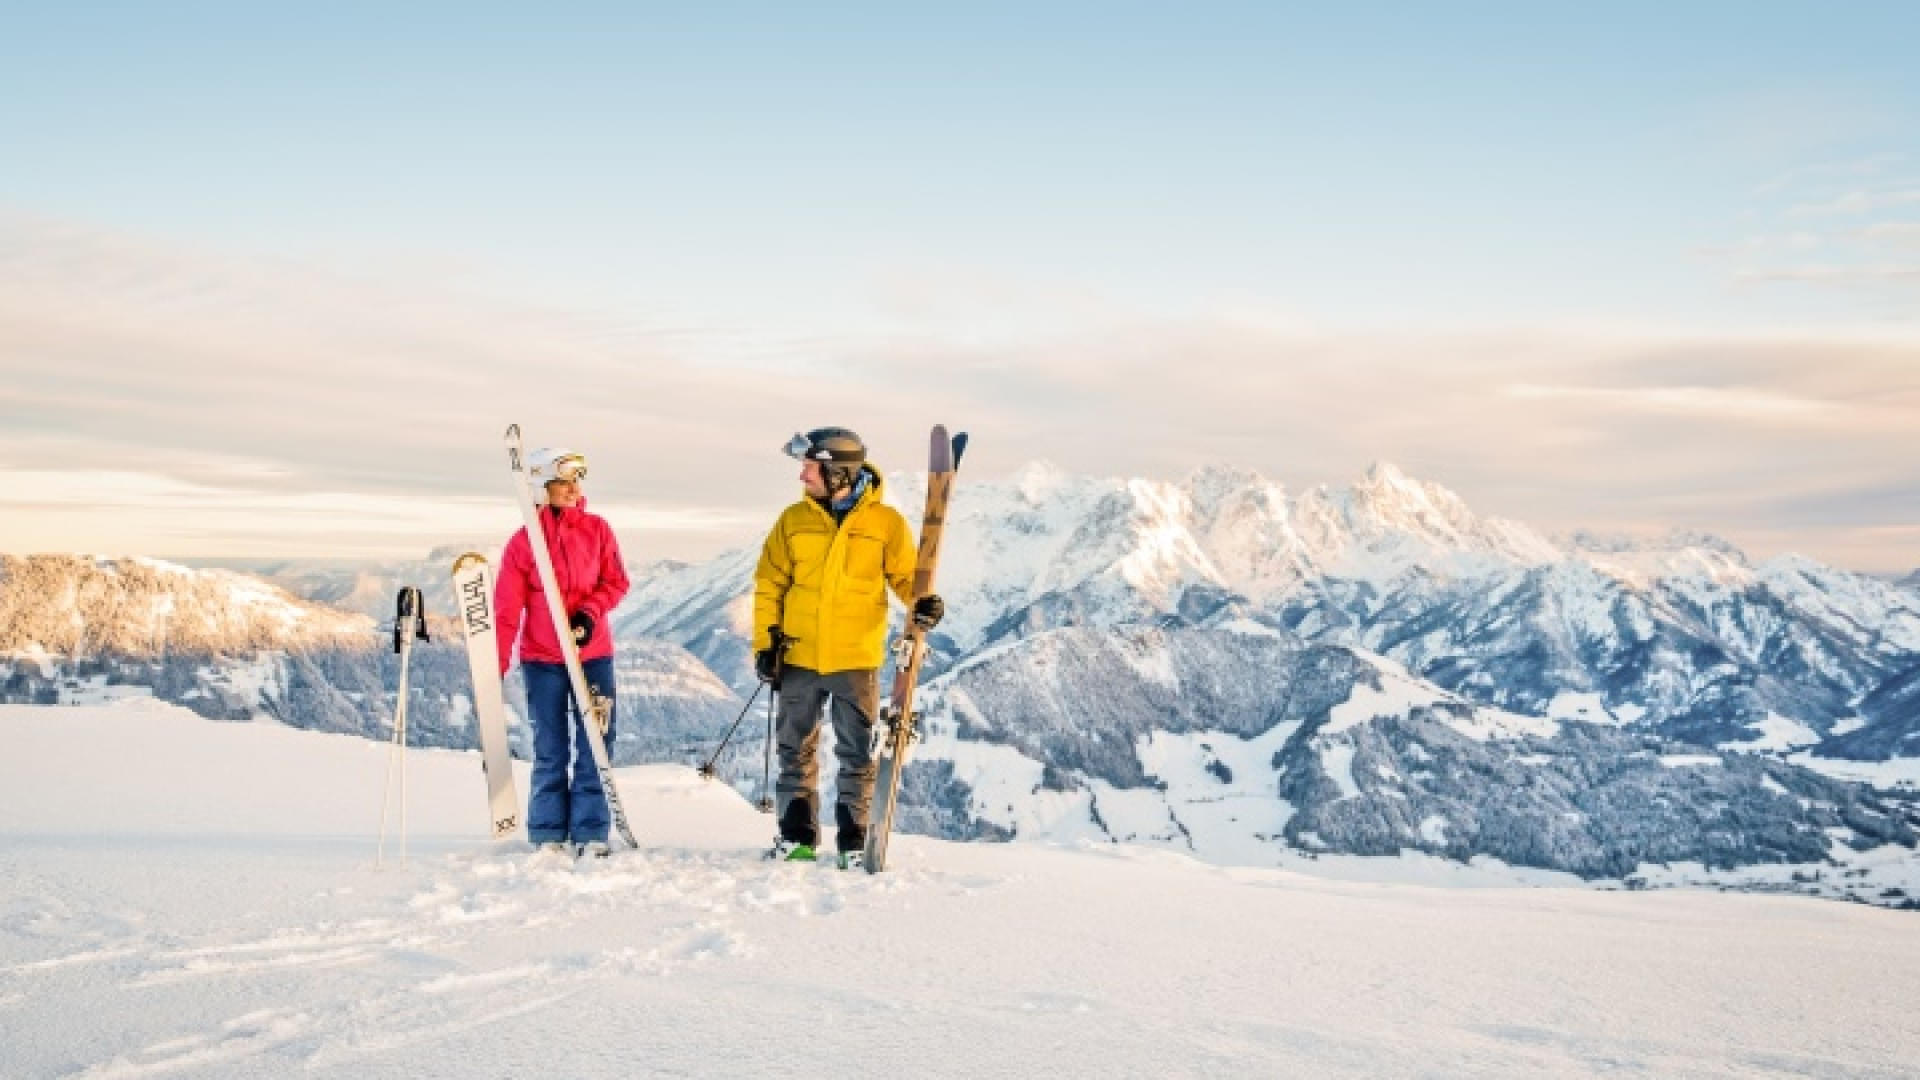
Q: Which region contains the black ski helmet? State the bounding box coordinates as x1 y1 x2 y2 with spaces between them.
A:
784 427 866 493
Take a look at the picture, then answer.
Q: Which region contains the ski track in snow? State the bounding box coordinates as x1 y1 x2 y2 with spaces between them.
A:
4 843 998 1078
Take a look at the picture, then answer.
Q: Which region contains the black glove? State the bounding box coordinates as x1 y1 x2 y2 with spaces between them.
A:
912 593 945 631
569 611 596 647
755 626 788 686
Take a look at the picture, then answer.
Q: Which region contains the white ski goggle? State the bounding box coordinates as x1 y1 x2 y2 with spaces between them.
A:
783 433 825 462
546 456 588 483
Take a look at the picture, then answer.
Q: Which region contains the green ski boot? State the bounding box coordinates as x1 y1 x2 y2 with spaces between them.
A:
770 838 816 862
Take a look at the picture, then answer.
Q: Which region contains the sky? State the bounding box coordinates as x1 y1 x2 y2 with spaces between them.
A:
0 2 1916 570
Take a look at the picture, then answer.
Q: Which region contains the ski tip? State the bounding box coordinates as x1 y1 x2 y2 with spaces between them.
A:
452 551 488 573
952 431 969 468
927 425 953 472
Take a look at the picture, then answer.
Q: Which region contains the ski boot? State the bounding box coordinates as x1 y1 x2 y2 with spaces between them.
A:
769 837 817 862
835 813 866 871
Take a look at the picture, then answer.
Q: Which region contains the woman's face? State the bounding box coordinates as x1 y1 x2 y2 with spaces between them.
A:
544 477 582 508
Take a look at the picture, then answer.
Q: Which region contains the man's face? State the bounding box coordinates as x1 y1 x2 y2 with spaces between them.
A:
798 460 828 498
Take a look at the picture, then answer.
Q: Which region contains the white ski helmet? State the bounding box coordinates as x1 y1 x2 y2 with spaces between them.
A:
528 447 588 490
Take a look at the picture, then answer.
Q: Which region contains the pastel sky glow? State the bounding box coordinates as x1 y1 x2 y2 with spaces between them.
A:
1 3 1916 570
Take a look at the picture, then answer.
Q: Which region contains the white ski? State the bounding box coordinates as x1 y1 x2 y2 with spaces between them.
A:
452 552 522 840
503 423 637 849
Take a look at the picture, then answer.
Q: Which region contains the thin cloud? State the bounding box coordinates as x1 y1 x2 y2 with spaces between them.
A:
1734 264 1920 285
1687 90 1900 165
0 213 926 506
1862 222 1920 247
1787 189 1920 216
1691 233 1826 260
4 217 1918 571
1753 154 1908 196
1500 384 1846 422
0 469 753 559
1752 474 1920 529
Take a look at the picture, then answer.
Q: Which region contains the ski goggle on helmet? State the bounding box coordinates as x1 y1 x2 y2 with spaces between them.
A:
782 428 866 466
528 447 588 485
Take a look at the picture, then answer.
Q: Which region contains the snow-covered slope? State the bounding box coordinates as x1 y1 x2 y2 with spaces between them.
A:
614 548 760 692
5 700 1919 1079
907 623 1916 894
0 554 375 657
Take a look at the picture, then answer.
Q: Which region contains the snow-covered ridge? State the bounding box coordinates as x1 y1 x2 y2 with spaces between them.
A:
619 459 1917 653
0 553 375 659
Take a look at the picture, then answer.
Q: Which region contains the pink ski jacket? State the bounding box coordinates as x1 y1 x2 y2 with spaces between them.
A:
494 497 629 674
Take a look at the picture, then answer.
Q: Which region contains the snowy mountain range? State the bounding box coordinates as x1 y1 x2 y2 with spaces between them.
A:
620 460 1920 757
612 460 1920 899
5 463 1918 904
0 553 743 767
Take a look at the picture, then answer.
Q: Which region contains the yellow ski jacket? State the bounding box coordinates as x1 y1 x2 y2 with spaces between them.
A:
752 466 916 674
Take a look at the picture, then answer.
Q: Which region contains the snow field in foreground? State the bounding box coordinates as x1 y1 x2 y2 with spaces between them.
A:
2 701 1918 1079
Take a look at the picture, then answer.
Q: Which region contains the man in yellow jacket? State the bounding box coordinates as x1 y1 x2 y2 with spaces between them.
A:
753 427 944 866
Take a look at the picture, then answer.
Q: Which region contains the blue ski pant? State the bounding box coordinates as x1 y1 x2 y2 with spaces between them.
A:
521 657 616 845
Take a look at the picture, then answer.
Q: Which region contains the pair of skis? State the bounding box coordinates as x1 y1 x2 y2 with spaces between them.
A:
446 425 635 850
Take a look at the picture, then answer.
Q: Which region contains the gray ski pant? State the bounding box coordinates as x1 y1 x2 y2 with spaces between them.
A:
774 665 881 845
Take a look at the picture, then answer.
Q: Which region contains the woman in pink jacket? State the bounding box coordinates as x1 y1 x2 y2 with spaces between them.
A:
494 447 630 855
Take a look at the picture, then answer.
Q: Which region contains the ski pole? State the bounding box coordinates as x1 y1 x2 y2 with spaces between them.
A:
378 587 427 868
700 629 792 790
698 681 764 780
378 674 404 866
397 627 410 864
758 686 776 813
